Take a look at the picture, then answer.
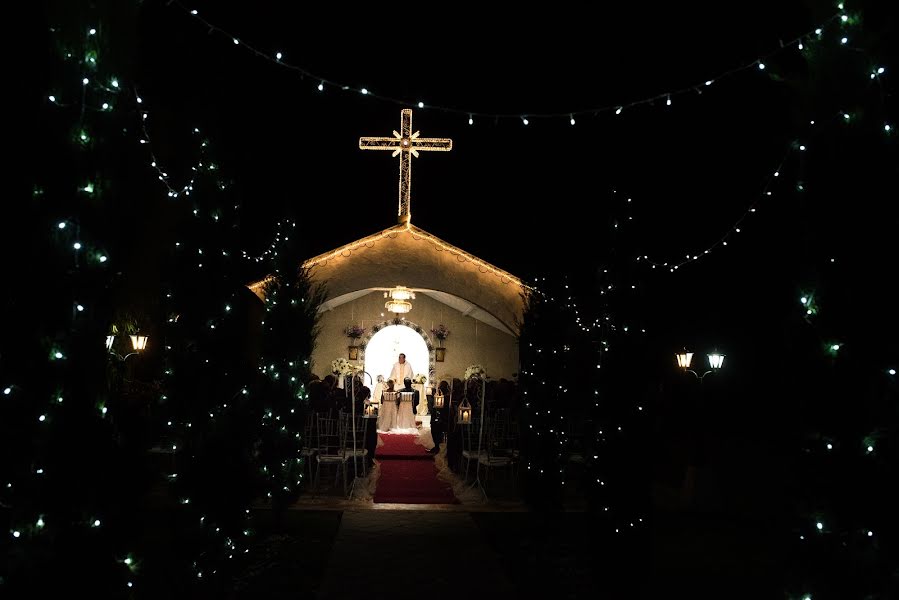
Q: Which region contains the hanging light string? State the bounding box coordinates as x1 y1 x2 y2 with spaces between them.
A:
627 106 889 274
133 88 210 199
170 1 844 123
634 151 789 273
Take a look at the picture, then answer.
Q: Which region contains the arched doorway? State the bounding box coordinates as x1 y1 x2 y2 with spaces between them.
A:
363 324 430 386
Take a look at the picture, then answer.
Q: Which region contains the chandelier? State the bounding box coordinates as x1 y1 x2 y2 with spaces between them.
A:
384 285 415 314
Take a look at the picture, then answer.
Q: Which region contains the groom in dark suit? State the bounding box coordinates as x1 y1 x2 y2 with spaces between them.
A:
402 377 420 416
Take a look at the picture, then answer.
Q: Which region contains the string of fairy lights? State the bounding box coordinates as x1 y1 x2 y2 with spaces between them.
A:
167 1 853 125
600 106 891 275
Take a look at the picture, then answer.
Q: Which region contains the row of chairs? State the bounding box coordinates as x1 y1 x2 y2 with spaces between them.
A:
301 410 370 496
459 409 521 497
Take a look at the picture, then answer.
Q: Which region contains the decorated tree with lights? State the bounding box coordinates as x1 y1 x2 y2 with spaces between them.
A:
518 271 649 526
256 219 324 516
779 6 898 597
1 8 152 596
143 117 265 593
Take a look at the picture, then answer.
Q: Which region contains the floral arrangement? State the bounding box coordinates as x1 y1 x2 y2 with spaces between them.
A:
344 324 366 339
430 324 451 340
464 364 486 380
412 373 428 384
331 357 360 376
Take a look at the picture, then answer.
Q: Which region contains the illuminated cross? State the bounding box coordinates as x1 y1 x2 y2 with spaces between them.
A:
360 109 452 225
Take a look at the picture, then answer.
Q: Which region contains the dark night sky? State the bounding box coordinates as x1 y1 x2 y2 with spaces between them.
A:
20 1 898 371
132 0 818 272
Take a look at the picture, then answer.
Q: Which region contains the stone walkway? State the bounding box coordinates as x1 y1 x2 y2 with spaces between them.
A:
316 510 516 599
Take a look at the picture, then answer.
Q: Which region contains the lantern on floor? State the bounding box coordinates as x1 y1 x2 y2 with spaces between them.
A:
457 397 472 424
434 390 445 409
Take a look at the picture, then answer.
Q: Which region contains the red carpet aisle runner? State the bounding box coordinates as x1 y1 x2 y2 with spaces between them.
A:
373 434 458 504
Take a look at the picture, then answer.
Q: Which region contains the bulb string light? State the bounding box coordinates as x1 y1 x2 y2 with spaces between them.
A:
627 106 888 274
634 151 789 273
133 88 218 199
170 1 847 124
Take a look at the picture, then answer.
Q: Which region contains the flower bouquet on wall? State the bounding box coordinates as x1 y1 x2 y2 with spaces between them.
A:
344 324 366 343
429 324 450 347
464 364 486 380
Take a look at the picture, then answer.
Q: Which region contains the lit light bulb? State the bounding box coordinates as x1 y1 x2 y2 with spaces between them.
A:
190 9 197 15
816 522 823 530
826 443 833 450
615 106 622 114
76 304 84 311
889 369 896 375
99 255 107 262
360 88 368 95
841 14 848 22
89 28 96 35
73 242 82 250
317 82 324 91
468 115 473 125
570 116 575 125
885 124 892 132
705 80 712 86
58 222 66 229
232 38 239 45
93 519 101 527
82 77 89 85
110 78 119 88
840 37 848 44
418 101 424 108
666 96 671 106
798 42 803 50
39 415 46 422
2 388 10 395
877 67 885 74
276 52 282 60
49 95 56 102
758 62 765 70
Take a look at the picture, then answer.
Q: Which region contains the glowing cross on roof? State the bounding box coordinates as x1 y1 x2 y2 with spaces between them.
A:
359 109 452 225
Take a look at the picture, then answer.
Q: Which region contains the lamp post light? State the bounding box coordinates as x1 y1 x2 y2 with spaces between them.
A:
107 334 149 361
675 348 725 508
676 350 725 383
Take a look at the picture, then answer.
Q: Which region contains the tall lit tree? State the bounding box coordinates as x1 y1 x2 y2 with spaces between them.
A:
2 5 150 596
257 219 324 518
